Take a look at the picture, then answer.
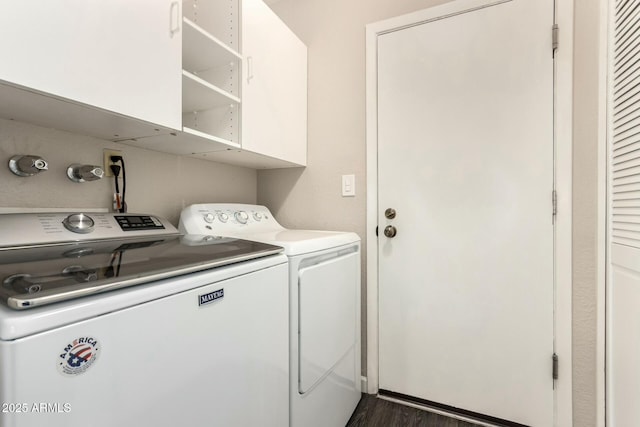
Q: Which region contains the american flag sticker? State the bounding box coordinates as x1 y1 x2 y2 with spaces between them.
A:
57 337 100 376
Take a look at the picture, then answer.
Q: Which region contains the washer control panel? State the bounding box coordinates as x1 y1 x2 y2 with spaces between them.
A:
114 215 165 232
0 212 178 248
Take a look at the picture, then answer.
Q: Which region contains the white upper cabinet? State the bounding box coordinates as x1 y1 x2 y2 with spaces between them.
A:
241 0 308 166
0 0 307 169
0 0 182 131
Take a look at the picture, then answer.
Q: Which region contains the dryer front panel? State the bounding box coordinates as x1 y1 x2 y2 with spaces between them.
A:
298 249 359 394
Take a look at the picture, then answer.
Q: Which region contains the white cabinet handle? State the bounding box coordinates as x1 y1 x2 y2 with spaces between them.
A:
169 1 180 37
247 56 254 83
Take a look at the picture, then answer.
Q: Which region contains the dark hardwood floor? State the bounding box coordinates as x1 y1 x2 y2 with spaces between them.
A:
346 394 483 427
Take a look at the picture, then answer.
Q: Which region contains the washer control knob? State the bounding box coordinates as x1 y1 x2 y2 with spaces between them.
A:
62 213 95 234
217 212 229 223
253 212 262 221
203 213 215 223
235 211 249 224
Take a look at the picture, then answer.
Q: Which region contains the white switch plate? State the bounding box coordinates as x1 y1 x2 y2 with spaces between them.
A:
342 174 355 197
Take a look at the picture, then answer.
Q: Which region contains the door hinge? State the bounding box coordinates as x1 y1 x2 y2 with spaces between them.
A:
552 353 559 380
552 24 559 55
552 190 558 217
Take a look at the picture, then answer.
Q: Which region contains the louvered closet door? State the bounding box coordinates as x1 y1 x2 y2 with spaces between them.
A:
608 1 640 426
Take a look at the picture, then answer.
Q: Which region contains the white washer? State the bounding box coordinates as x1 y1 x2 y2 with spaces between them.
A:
0 212 289 427
180 203 362 427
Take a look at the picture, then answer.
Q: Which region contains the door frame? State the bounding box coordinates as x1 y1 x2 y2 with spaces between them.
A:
597 0 607 426
365 0 574 425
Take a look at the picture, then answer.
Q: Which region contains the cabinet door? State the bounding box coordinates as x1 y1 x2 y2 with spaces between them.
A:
0 1 182 131
242 0 307 166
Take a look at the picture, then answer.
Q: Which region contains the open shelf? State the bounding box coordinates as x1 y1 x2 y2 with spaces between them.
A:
182 70 240 112
179 2 241 155
183 18 241 73
183 0 239 52
183 126 239 149
182 103 238 145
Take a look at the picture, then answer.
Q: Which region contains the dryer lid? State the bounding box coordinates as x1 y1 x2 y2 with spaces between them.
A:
233 229 360 255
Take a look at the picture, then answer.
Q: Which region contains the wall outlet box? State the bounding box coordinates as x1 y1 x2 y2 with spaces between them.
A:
103 149 122 177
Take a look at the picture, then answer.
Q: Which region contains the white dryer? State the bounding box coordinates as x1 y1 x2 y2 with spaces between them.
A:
180 203 361 427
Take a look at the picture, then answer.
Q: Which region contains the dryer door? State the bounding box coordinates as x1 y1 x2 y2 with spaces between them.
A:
298 249 359 394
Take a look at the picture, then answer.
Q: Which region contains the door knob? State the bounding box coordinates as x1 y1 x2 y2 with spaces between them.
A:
384 225 397 238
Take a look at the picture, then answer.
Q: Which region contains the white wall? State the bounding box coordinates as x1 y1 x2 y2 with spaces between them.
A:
572 0 603 425
0 118 257 225
257 0 450 381
260 0 603 425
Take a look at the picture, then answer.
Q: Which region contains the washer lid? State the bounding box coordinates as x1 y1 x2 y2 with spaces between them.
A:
0 235 283 310
0 253 287 341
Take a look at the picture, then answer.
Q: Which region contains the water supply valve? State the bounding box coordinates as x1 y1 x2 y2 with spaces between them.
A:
8 155 49 177
66 164 104 183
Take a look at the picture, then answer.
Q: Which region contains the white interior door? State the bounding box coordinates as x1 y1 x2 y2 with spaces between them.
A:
377 1 555 425
607 1 640 426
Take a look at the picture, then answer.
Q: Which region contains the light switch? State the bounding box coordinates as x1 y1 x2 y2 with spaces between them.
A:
342 174 355 197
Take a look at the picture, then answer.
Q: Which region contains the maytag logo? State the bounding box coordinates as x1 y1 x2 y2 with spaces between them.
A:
199 289 224 306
